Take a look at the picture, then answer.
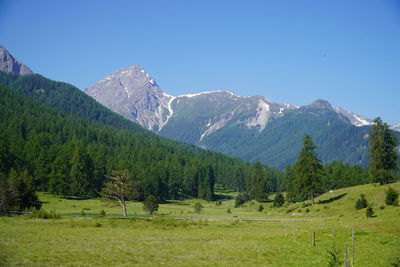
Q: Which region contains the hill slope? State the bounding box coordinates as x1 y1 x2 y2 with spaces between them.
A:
0 81 252 199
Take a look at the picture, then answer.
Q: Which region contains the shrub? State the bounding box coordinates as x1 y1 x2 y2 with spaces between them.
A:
258 204 264 212
215 201 222 206
366 206 375 218
80 210 86 217
143 195 159 215
325 245 342 267
273 193 285 207
99 210 106 217
227 208 231 214
355 194 368 210
194 203 204 213
385 187 399 206
30 209 61 219
235 194 245 207
305 208 310 213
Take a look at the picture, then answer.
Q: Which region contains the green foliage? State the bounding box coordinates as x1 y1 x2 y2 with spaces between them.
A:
323 161 370 189
273 192 285 207
143 195 159 215
385 187 399 206
226 208 231 214
247 162 273 201
325 245 342 267
369 118 398 185
194 203 204 213
235 193 250 207
355 194 368 210
0 79 251 201
0 169 41 213
366 205 375 218
292 135 324 204
257 204 264 212
29 209 61 219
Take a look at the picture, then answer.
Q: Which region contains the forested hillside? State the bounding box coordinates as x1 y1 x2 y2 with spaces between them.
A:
0 82 256 200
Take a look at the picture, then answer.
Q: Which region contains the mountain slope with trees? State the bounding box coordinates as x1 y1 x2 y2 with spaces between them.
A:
0 82 255 202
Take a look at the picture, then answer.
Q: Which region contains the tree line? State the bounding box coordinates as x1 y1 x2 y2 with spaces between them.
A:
1 71 398 213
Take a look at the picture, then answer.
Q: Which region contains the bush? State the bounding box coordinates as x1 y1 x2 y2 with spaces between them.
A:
143 195 159 215
258 204 264 212
385 187 399 206
80 210 86 217
235 194 245 207
227 208 231 214
29 209 61 219
194 203 204 213
366 206 375 218
325 245 342 267
99 210 106 217
273 193 285 207
355 194 368 210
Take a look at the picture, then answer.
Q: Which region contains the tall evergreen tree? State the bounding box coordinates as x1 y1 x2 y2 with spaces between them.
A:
294 135 324 204
247 162 269 201
69 142 94 196
369 118 398 185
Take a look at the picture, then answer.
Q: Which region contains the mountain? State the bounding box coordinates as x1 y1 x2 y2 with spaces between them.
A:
85 65 174 132
335 107 373 127
0 46 33 75
391 124 400 132
86 65 400 169
0 71 257 199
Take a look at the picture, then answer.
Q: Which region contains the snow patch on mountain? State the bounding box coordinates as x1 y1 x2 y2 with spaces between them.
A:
391 123 400 132
335 107 373 127
245 99 271 131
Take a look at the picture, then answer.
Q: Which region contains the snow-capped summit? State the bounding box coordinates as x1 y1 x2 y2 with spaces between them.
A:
391 123 400 132
335 107 373 127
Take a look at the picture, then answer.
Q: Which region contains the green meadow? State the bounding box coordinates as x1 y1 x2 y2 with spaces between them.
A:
1 182 399 266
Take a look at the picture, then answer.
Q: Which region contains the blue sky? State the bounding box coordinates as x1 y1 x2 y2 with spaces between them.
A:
1 0 399 124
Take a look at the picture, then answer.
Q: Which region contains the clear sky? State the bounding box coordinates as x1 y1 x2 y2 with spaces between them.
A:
1 0 399 124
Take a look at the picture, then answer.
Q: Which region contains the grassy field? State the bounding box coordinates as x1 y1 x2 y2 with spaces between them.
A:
0 182 399 266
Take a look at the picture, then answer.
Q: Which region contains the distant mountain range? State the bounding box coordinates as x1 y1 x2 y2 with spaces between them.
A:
1 46 398 169
85 64 399 168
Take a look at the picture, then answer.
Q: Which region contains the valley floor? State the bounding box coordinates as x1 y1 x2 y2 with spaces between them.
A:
1 182 399 266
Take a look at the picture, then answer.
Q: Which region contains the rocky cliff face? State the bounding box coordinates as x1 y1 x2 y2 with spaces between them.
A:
85 65 174 131
0 46 33 75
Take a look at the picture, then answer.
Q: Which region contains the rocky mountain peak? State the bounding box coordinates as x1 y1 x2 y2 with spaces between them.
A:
307 99 334 110
85 65 173 132
0 45 33 75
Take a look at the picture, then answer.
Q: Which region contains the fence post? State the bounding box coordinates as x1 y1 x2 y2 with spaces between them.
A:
312 231 316 247
352 228 355 265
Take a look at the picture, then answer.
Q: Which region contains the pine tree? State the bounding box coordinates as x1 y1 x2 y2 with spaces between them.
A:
248 162 268 201
69 142 93 196
294 135 324 204
369 118 398 185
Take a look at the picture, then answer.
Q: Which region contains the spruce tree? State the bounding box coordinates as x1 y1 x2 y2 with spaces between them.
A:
294 135 324 204
369 118 398 185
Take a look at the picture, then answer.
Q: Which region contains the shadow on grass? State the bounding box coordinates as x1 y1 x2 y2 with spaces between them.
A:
317 193 347 204
214 194 234 200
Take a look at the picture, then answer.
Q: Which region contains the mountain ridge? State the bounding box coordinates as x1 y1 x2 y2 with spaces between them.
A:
0 46 33 75
84 64 400 169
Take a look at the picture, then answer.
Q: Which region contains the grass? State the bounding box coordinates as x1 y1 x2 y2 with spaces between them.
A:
0 182 399 266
